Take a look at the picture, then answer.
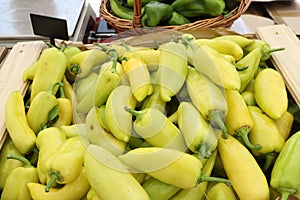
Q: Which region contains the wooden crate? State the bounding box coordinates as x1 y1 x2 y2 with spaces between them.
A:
0 24 299 149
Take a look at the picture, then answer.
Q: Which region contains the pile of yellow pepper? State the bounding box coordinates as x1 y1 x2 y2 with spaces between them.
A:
1 32 300 200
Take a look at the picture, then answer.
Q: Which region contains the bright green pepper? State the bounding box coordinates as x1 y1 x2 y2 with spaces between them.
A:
270 131 300 200
243 39 285 61
125 106 188 152
26 82 60 133
27 167 90 200
30 47 67 102
109 0 134 20
248 106 285 172
45 136 87 192
1 155 39 200
157 40 188 102
5 91 36 154
171 0 225 18
167 11 191 26
36 127 67 184
142 1 173 27
0 137 23 190
186 67 228 139
177 101 218 157
142 177 180 200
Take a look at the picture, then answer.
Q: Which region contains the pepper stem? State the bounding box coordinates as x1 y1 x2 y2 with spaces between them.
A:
120 39 131 51
198 143 212 159
7 154 32 168
198 172 231 186
235 126 263 151
69 63 81 74
262 152 278 172
124 106 147 121
277 188 296 200
209 110 228 139
45 171 63 192
263 47 285 54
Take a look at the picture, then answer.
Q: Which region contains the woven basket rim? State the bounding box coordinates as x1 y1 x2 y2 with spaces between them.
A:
100 0 252 32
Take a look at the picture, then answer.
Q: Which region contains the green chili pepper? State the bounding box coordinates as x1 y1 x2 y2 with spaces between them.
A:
30 47 67 102
142 1 173 27
157 40 188 102
45 136 87 192
237 48 262 93
0 137 23 190
167 11 191 25
177 101 218 157
36 127 67 184
171 0 225 18
270 131 300 200
125 106 188 152
109 0 134 20
186 67 228 139
142 177 180 200
248 106 285 172
170 150 218 200
5 91 37 154
0 155 39 200
27 167 90 200
26 82 60 133
243 39 285 61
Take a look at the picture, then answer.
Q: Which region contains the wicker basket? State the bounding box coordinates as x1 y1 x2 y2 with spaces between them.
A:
100 0 252 33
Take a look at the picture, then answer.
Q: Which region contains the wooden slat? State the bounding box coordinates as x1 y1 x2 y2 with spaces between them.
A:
0 46 8 63
256 24 300 107
0 41 47 148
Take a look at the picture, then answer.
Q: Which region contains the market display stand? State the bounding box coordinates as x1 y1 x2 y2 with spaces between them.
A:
0 24 299 149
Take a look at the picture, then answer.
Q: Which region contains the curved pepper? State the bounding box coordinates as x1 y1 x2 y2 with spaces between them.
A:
172 0 225 18
30 47 67 102
270 131 300 200
177 101 218 157
167 11 191 26
52 83 73 127
45 136 87 192
84 144 150 200
125 106 187 152
213 35 254 48
67 49 108 78
26 82 59 133
105 85 137 142
254 68 288 120
157 40 188 102
224 89 262 150
247 106 285 172
27 167 90 200
218 134 269 200
186 67 228 139
23 60 38 81
86 106 126 156
36 127 67 184
76 50 122 114
207 182 238 200
1 155 39 200
142 1 173 27
109 0 134 20
118 147 231 189
5 91 36 154
170 150 218 200
0 137 23 190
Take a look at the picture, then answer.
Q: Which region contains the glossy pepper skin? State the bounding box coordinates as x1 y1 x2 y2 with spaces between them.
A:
270 131 300 200
254 68 288 120
172 0 225 18
27 167 90 200
1 155 39 200
0 137 23 190
30 47 67 102
109 0 134 20
218 134 269 200
26 82 59 133
125 106 187 152
45 136 87 192
84 144 150 200
36 127 67 184
142 1 173 27
213 35 255 48
119 147 231 189
224 89 262 150
23 60 38 81
157 40 188 102
207 182 238 200
5 91 36 154
167 11 190 25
